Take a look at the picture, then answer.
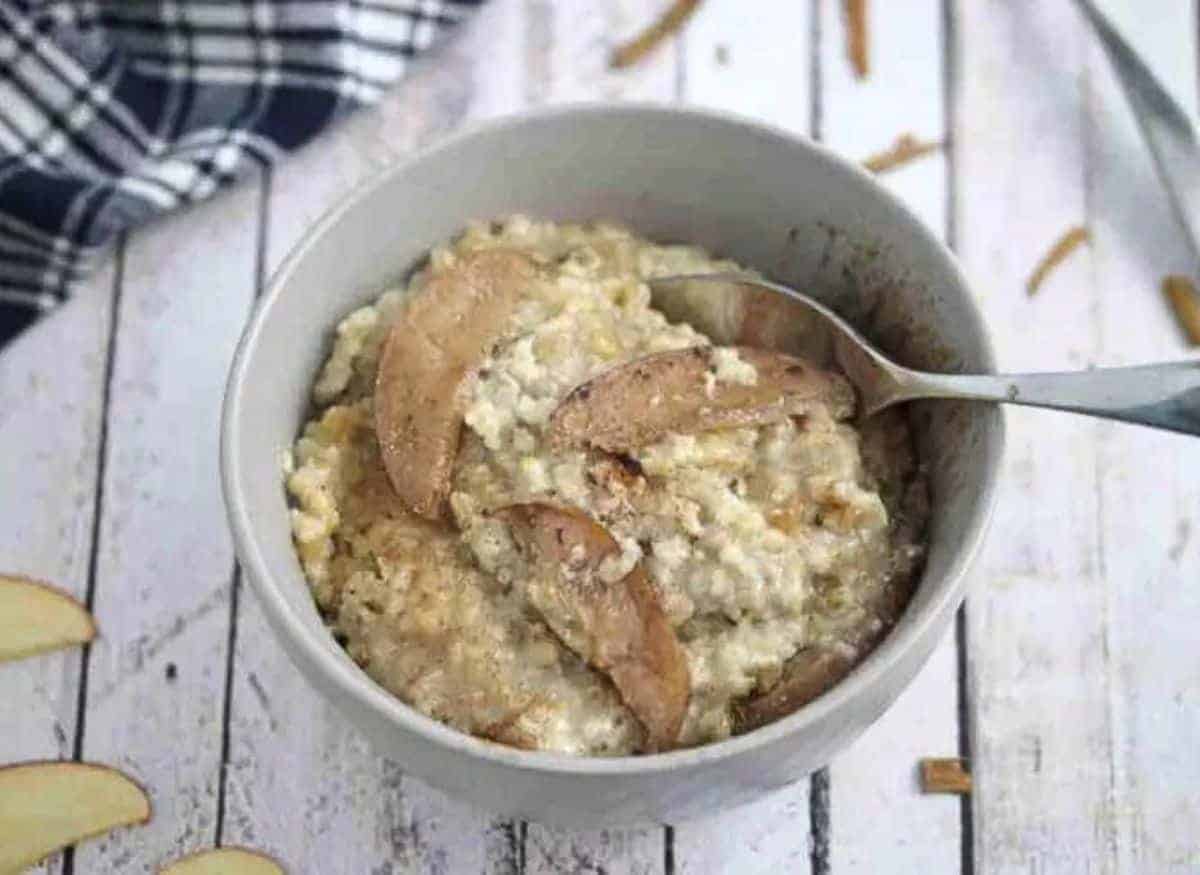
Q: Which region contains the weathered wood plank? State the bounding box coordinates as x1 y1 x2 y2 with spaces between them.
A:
70 176 262 871
682 0 810 136
524 0 678 106
673 784 812 875
219 3 530 872
0 263 113 758
0 257 116 875
1087 2 1200 871
671 3 814 871
957 1 1115 870
817 1 962 871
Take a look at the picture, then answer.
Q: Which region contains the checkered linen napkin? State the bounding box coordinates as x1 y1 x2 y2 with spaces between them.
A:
0 0 483 347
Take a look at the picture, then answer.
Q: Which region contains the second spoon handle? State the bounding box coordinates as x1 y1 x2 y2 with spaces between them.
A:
888 360 1200 436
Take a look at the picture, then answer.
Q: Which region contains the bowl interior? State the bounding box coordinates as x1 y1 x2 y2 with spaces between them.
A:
223 105 1001 772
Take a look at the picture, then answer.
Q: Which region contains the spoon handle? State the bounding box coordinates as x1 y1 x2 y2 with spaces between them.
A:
890 360 1200 436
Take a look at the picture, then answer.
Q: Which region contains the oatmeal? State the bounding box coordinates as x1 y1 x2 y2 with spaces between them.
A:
286 217 928 755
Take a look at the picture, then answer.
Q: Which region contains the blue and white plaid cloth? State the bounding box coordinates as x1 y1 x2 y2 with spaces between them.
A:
0 0 482 346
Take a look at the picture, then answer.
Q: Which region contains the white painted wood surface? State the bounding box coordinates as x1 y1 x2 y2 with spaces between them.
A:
1 1 1198 872
959 2 1200 873
817 2 963 872
957 1 1109 867
1090 6 1200 870
74 176 264 872
0 260 113 875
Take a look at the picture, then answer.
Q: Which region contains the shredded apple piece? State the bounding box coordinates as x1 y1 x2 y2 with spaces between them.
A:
1026 226 1090 295
862 134 943 174
610 0 702 69
495 503 690 751
919 758 973 795
844 0 869 79
1163 274 1200 345
374 250 537 520
549 346 855 454
733 646 854 733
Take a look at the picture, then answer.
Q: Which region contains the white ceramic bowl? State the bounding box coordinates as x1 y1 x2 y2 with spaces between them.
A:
221 104 1004 827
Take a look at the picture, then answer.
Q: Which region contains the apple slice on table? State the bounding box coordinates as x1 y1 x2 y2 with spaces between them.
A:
0 762 151 872
375 249 538 520
548 346 855 453
159 847 285 874
0 575 95 663
496 502 690 751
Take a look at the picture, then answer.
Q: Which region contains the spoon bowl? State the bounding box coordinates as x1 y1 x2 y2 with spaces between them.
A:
651 273 1200 435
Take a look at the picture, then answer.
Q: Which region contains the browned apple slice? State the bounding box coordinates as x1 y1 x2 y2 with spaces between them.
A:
733 646 855 733
159 847 285 874
0 575 96 663
548 346 855 453
0 761 151 872
375 250 538 519
495 503 689 751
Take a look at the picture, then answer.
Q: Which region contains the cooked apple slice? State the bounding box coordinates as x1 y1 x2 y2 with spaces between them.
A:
0 761 151 872
0 575 95 663
495 503 689 751
548 346 855 453
375 250 538 519
159 847 285 874
733 646 855 733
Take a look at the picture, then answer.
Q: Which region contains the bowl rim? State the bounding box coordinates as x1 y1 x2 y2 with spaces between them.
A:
221 101 1005 776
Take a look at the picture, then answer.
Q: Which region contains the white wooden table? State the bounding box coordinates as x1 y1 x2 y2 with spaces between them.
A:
3 1 1198 872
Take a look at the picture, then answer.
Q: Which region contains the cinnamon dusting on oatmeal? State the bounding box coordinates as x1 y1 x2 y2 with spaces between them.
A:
288 217 930 756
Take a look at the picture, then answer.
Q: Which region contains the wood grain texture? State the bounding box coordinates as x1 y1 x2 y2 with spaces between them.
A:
670 4 814 871
0 264 112 751
524 0 678 106
957 1 1115 870
673 784 812 875
817 1 962 871
70 176 263 871
0 257 116 875
1088 2 1200 871
682 0 811 135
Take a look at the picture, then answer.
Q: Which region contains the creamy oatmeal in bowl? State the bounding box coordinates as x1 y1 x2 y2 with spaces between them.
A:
286 216 929 756
222 105 1003 824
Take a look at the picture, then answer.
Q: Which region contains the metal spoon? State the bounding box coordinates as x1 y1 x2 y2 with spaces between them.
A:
1072 0 1200 267
649 274 1200 436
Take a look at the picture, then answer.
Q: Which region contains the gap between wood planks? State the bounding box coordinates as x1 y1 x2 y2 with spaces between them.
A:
942 1 976 872
215 167 274 848
62 238 125 875
808 3 831 872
